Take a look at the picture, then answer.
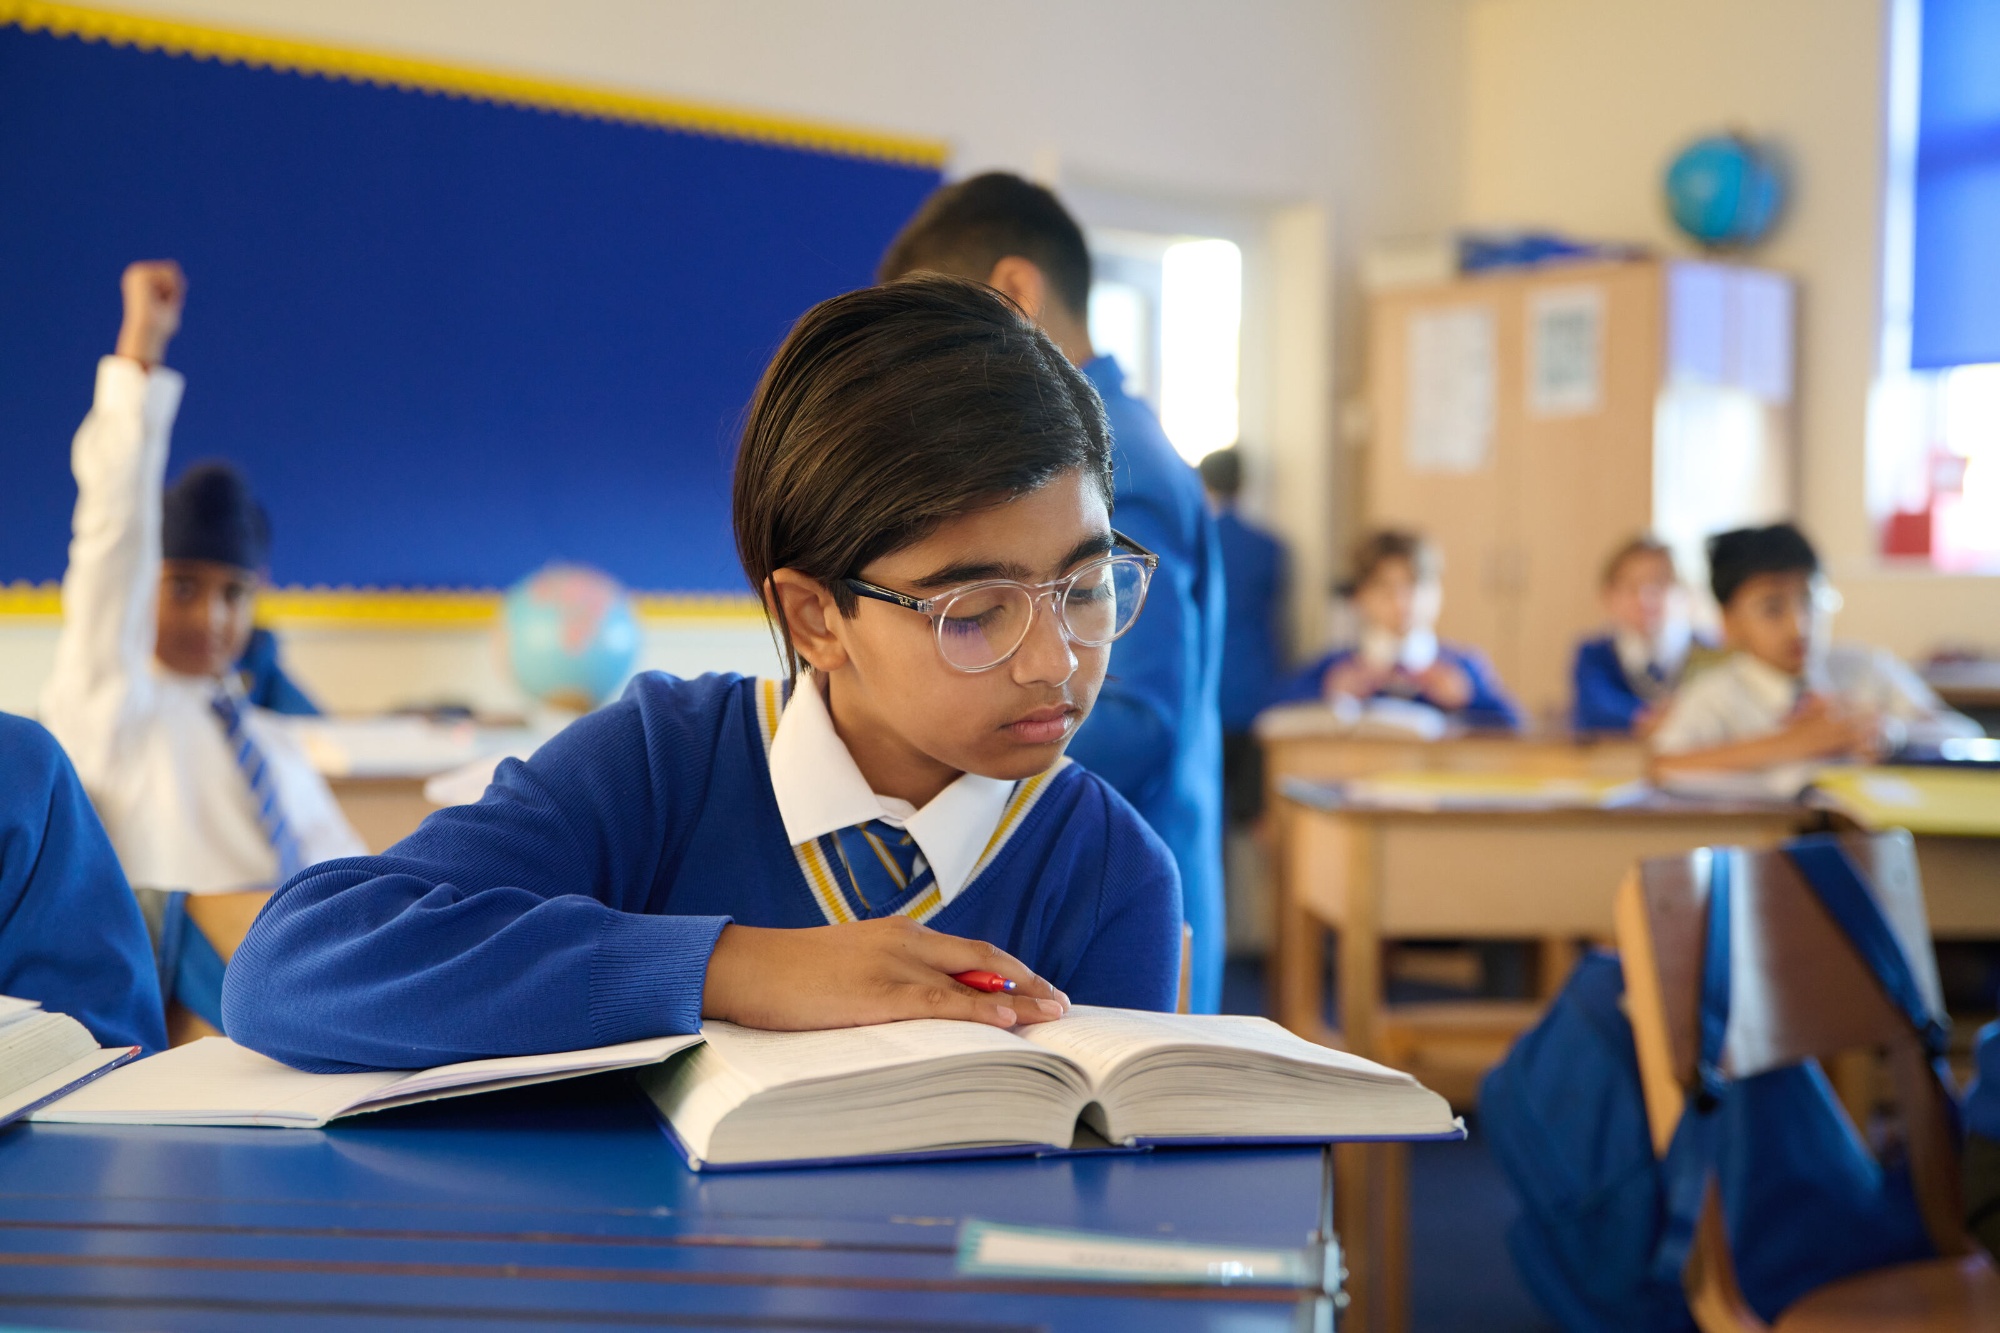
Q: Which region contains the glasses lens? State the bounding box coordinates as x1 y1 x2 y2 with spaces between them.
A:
935 583 1034 670
1061 557 1149 646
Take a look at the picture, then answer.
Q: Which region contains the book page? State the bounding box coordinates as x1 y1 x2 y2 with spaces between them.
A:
697 1018 1054 1095
361 1034 703 1105
1020 1006 1419 1087
34 1038 401 1126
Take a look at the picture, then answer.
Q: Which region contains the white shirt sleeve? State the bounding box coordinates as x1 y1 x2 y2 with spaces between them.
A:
1842 646 1985 744
39 357 185 783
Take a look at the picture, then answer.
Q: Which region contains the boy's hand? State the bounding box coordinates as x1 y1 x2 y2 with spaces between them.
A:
1413 659 1474 710
701 918 1071 1032
1324 658 1385 702
1778 695 1883 762
114 261 187 369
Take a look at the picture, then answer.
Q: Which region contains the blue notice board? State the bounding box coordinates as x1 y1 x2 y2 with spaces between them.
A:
0 15 942 595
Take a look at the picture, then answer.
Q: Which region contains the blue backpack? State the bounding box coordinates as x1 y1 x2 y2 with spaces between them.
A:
1481 836 1950 1330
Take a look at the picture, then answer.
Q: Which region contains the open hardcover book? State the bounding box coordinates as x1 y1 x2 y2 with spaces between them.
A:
0 995 138 1129
643 1006 1460 1170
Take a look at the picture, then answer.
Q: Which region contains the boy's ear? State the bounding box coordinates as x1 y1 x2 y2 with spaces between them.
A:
767 569 850 674
984 256 1048 324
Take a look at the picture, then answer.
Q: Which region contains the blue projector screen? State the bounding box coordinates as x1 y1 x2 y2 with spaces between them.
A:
0 22 941 593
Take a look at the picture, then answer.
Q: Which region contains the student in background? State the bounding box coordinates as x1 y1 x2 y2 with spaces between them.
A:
877 173 1226 1014
1198 447 1285 824
222 278 1182 1071
40 261 363 900
1571 535 1701 736
0 712 167 1053
1276 529 1523 731
1652 523 1980 776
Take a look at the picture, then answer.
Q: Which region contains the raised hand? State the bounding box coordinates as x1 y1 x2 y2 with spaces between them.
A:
701 917 1071 1031
114 260 187 368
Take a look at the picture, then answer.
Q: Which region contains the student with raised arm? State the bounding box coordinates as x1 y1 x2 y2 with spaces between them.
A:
222 277 1183 1072
42 263 361 896
877 174 1226 1013
1652 523 1980 778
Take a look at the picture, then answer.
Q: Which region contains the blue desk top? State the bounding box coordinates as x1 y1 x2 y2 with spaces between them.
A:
0 1074 1334 1331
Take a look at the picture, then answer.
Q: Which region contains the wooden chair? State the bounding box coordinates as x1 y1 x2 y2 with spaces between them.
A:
1615 831 2000 1331
165 890 273 1046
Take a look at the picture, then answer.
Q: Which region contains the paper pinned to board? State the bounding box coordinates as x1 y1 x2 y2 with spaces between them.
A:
1405 305 1496 473
1528 285 1605 417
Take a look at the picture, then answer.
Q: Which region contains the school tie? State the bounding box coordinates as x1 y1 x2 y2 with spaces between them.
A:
211 692 304 883
829 818 933 916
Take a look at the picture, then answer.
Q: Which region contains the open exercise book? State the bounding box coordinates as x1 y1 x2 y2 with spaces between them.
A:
32 1008 1459 1169
0 995 138 1129
643 1006 1460 1170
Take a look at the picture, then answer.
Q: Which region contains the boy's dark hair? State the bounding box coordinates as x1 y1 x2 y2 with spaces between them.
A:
162 461 270 571
733 275 1114 678
1600 534 1675 589
1197 447 1243 500
1706 523 1819 606
1337 528 1439 597
877 172 1093 320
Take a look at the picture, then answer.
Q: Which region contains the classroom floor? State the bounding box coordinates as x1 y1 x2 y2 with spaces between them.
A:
1219 958 1560 1333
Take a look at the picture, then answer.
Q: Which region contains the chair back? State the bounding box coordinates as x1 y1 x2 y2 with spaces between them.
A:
1614 831 1965 1330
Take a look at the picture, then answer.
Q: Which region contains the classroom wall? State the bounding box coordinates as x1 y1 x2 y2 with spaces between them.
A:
0 0 1471 716
1462 0 2000 659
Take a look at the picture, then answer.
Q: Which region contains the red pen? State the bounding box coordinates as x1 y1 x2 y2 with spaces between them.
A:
952 970 1018 994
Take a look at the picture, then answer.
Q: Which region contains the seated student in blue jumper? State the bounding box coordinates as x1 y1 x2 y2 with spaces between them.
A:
223 276 1184 1073
0 712 167 1054
1275 529 1522 730
876 174 1226 1014
1570 534 1702 736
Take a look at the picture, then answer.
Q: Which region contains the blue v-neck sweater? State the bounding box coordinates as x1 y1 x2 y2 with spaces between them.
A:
222 673 1183 1072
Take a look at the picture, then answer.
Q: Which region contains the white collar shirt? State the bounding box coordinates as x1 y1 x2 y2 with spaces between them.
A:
38 357 365 893
765 675 1015 907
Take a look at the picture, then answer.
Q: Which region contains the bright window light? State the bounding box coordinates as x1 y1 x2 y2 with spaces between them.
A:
1088 281 1150 399
1159 238 1242 464
1934 362 2000 571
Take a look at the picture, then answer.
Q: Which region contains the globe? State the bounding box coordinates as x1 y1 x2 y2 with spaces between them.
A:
1664 134 1783 250
500 562 641 711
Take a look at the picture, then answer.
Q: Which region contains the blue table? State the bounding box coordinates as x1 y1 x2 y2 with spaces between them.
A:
0 1074 1341 1331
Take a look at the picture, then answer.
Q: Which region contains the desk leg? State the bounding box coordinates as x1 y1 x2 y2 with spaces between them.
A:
1334 1140 1409 1333
1277 804 1327 1036
1537 936 1581 999
1336 822 1381 1057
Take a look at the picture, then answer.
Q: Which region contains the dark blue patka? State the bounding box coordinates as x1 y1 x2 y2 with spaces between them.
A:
222 672 1183 1073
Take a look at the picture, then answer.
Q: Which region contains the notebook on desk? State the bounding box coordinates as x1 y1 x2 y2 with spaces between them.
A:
641 1006 1462 1172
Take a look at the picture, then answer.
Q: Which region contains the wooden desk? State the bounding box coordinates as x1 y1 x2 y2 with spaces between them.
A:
327 775 436 853
1278 782 1805 1333
1255 703 1647 791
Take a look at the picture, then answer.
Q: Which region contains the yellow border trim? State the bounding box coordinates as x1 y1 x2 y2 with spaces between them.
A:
0 581 765 628
1 1 947 167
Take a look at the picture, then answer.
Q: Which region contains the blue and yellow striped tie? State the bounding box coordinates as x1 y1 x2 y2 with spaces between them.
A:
830 819 933 917
211 692 303 883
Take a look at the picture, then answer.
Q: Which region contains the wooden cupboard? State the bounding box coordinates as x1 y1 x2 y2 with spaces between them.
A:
1364 258 1795 722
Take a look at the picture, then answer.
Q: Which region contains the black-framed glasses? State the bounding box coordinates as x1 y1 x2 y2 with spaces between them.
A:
843 532 1160 673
